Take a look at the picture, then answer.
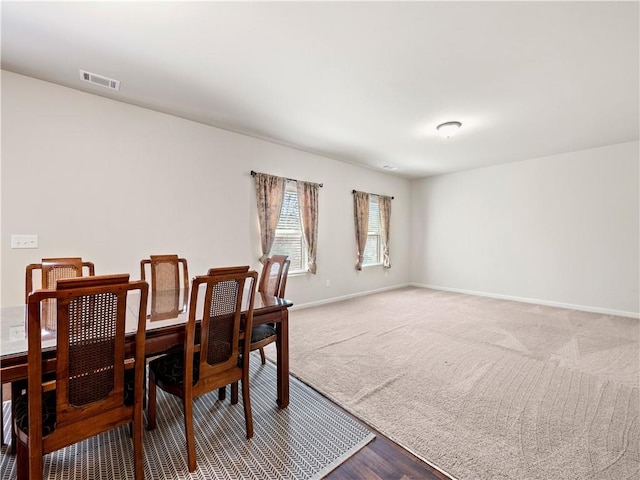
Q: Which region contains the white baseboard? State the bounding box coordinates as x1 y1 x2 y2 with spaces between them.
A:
291 283 411 311
410 283 640 319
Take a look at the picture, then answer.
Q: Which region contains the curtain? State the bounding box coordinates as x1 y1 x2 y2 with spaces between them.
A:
353 190 370 271
379 195 392 268
254 173 286 264
297 181 320 274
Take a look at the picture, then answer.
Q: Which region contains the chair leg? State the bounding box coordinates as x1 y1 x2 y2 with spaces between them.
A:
183 396 197 473
0 387 4 447
147 375 157 431
10 381 23 454
16 438 28 480
142 361 148 410
133 402 144 480
17 436 42 480
231 382 238 405
241 377 253 439
218 386 226 401
259 347 266 365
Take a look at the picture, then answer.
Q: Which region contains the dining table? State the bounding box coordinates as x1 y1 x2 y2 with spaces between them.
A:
0 284 294 413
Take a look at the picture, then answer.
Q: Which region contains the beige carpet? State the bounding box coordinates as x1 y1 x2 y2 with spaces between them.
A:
267 287 640 480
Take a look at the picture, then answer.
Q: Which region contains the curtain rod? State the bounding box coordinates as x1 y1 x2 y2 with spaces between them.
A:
352 189 394 199
251 170 323 187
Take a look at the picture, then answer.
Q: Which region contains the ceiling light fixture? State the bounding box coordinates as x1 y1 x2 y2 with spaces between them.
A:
436 121 462 138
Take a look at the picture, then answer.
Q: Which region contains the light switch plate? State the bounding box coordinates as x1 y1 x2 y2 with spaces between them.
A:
11 234 38 249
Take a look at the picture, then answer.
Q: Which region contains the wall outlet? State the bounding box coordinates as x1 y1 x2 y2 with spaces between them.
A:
325 279 331 287
9 324 25 341
11 234 39 249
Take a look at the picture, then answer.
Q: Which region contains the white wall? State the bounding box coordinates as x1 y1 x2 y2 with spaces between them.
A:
4 71 637 316
1 71 411 307
411 141 640 317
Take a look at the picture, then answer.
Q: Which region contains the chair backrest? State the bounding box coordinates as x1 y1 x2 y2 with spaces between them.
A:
278 259 291 298
183 269 258 389
140 254 189 320
55 273 128 290
140 254 189 291
26 274 148 452
259 255 290 298
207 265 250 276
25 257 95 301
25 257 96 330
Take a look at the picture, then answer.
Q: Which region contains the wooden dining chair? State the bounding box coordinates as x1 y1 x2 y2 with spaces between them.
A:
147 269 258 473
14 274 148 480
140 254 189 319
251 255 290 364
3 257 96 452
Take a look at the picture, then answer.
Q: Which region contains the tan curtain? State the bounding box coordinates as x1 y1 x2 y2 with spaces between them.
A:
297 181 320 274
353 190 370 271
379 195 392 268
254 173 286 264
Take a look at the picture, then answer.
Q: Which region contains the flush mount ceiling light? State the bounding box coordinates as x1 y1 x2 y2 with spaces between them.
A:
436 121 462 137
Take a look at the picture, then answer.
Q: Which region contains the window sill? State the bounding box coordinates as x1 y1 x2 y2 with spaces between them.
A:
288 270 309 277
362 263 383 268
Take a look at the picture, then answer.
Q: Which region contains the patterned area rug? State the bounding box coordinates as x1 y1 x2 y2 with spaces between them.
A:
0 356 374 479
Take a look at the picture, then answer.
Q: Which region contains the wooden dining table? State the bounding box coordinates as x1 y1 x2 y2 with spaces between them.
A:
0 286 293 409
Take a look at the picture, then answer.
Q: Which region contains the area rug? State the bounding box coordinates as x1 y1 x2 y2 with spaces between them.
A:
268 287 640 480
0 357 374 479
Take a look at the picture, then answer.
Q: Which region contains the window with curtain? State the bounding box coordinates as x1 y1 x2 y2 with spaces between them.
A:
363 196 381 266
270 184 307 272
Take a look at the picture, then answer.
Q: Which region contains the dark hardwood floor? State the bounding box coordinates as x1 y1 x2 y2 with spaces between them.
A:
326 428 451 480
322 396 451 480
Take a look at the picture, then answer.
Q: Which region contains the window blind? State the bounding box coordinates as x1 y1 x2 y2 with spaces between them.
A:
270 190 305 271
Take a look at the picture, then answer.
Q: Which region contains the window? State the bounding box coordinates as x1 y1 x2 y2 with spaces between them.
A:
363 196 381 266
270 185 306 273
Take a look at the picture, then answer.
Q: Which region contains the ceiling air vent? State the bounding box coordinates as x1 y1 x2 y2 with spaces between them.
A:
79 70 120 91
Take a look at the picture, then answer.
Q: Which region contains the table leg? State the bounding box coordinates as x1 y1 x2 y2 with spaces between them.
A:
276 309 289 408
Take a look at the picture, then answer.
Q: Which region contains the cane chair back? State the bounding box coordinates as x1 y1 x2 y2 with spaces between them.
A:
15 274 148 479
140 254 189 320
147 269 258 473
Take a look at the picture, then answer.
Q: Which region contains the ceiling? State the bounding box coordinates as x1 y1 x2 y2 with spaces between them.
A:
2 1 638 179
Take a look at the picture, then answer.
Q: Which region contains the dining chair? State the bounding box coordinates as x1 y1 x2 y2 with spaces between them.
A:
140 254 189 319
4 257 96 451
251 255 290 364
14 274 148 480
147 269 258 473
